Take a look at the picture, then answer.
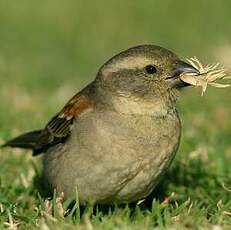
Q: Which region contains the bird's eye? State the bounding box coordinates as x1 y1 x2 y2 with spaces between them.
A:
144 65 157 74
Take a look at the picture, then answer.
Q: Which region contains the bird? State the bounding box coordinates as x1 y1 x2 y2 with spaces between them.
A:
1 45 199 205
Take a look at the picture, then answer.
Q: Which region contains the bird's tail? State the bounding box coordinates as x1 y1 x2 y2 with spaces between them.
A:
1 130 42 150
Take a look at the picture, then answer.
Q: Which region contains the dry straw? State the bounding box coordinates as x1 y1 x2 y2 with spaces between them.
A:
179 57 230 96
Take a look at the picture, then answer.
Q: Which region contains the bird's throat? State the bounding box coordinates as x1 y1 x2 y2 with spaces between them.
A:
110 95 177 117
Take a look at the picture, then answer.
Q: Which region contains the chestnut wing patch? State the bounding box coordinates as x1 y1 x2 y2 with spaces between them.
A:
33 95 93 155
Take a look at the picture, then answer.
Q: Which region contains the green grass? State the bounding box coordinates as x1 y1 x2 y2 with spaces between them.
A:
0 0 231 229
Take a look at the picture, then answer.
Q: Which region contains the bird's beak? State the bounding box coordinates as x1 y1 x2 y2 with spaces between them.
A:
174 60 199 77
166 60 200 88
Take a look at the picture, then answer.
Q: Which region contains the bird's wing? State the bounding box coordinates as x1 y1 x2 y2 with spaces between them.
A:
33 94 94 155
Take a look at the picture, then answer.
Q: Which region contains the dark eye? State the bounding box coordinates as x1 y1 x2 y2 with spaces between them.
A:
144 65 157 74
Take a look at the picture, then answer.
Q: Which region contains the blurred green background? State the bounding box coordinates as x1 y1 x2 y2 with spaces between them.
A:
0 0 231 125
0 0 230 145
0 0 230 228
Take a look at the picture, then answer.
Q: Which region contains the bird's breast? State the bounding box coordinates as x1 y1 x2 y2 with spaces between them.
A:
44 107 181 203
74 108 181 159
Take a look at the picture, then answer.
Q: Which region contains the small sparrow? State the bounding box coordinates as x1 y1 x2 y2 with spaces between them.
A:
2 45 199 205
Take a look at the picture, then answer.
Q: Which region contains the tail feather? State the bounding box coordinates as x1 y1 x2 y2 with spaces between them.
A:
1 130 42 150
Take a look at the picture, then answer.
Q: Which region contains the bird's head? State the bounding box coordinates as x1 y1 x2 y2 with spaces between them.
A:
95 45 199 115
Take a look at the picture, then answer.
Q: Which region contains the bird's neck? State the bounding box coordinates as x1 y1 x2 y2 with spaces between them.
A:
91 82 178 117
108 95 177 117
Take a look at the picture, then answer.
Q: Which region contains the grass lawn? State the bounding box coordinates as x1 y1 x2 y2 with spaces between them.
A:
0 1 231 229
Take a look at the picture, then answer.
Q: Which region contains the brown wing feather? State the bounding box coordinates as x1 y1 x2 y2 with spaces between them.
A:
33 94 94 155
